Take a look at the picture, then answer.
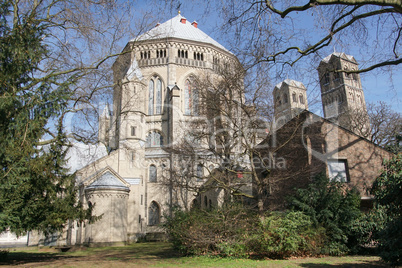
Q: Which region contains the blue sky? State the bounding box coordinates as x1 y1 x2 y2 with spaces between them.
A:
131 1 401 114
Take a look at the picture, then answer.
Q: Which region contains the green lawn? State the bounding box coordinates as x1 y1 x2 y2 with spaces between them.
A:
0 242 391 267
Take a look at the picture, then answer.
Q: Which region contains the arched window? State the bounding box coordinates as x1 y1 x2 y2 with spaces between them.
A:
196 164 203 180
184 79 199 116
146 131 163 147
292 93 297 102
283 94 288 103
299 94 305 104
204 196 207 208
148 201 160 225
149 165 157 182
276 95 281 106
323 72 330 84
148 77 163 115
156 79 162 114
148 79 154 115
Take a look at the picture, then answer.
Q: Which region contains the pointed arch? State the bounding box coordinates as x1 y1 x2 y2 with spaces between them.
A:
148 75 164 115
184 77 199 116
149 164 157 182
148 201 160 225
148 79 154 115
156 78 162 114
146 130 163 147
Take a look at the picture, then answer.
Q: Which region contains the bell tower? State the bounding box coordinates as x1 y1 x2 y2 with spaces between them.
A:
317 52 370 137
273 79 308 129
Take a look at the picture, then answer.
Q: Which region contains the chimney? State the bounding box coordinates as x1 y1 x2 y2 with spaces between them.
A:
191 21 198 28
155 22 160 27
180 17 186 24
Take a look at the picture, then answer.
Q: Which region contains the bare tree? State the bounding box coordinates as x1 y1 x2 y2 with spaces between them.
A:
340 101 401 147
216 0 401 75
158 59 280 214
368 101 401 147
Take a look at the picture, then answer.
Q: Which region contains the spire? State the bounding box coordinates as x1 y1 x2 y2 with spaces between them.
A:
101 104 111 119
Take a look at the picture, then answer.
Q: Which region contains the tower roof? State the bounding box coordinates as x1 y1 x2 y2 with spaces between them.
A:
321 52 357 64
133 14 228 52
274 79 306 90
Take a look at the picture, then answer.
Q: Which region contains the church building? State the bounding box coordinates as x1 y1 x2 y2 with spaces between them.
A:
61 13 240 246
12 16 392 247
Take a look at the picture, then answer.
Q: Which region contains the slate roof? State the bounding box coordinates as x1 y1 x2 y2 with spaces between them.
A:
86 171 129 191
275 79 306 90
322 52 356 64
133 14 228 52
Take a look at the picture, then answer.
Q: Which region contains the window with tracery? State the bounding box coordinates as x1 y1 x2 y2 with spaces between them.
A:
184 79 199 116
146 131 163 147
148 77 163 115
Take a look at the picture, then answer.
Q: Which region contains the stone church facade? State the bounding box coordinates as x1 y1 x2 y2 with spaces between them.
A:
12 17 391 247
60 13 241 246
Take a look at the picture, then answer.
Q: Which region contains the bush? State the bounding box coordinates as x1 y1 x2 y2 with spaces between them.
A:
0 250 8 262
246 211 325 259
288 173 363 255
371 154 402 266
163 203 256 256
164 204 324 259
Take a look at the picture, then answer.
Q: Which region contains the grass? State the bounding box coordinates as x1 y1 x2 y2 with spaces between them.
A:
0 242 392 267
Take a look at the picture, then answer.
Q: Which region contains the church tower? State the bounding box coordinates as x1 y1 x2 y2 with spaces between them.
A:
273 79 308 129
317 52 370 136
98 104 111 147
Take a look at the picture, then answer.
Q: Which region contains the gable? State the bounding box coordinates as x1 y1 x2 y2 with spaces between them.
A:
83 167 130 191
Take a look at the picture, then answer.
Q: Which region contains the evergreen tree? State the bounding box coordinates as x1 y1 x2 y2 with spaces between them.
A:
371 154 402 266
288 174 362 255
0 1 88 235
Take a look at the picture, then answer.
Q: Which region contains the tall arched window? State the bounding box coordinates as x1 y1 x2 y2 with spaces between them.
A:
148 79 154 115
148 201 160 225
156 79 162 114
196 164 203 180
148 77 163 115
149 165 157 182
299 94 305 104
184 79 199 116
146 131 163 147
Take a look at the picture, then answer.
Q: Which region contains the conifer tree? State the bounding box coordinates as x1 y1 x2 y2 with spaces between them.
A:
0 1 88 235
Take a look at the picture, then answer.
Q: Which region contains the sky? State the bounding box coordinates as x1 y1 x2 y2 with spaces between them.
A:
130 1 401 114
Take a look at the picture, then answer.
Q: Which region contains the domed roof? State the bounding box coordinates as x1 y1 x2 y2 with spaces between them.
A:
133 14 228 52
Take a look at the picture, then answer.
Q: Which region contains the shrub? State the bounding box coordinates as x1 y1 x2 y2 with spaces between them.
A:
0 250 8 262
371 154 402 266
246 211 325 259
163 203 256 256
164 204 324 259
288 173 363 255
